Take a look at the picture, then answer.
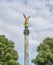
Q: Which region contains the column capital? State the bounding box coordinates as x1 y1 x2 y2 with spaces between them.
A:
24 27 29 35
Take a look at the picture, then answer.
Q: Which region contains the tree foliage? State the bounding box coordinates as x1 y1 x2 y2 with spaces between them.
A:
32 37 53 65
0 35 20 65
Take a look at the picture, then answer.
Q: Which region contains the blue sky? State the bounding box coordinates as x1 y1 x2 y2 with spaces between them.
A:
0 0 53 65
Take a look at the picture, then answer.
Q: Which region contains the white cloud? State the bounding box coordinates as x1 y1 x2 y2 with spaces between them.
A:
0 20 5 26
28 0 45 8
30 17 53 31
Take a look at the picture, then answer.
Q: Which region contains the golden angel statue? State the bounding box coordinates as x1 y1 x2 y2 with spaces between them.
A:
23 14 30 27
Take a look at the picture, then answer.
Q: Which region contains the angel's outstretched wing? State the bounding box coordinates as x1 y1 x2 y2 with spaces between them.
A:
27 16 30 20
23 13 26 19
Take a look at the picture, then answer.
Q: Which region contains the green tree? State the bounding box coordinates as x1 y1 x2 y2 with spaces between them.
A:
0 35 20 65
32 37 53 65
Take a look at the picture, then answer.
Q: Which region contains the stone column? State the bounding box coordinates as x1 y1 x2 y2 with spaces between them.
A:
24 27 29 65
